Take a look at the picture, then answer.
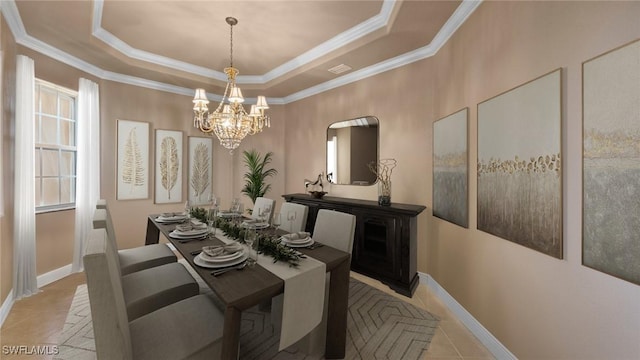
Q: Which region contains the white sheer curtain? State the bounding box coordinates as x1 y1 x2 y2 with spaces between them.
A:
13 55 38 299
72 78 101 272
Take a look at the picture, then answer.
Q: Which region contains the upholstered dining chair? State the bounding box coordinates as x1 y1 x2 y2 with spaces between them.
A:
84 228 224 360
277 202 308 233
96 199 107 209
93 209 199 320
312 209 356 254
251 197 275 223
273 209 356 356
92 206 176 275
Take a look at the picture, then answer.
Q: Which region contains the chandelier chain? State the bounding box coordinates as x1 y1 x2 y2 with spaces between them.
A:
229 21 233 69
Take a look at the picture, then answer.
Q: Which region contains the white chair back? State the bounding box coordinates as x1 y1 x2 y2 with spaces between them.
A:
96 199 108 209
278 202 308 233
252 197 275 223
93 209 123 274
312 209 356 254
84 228 133 359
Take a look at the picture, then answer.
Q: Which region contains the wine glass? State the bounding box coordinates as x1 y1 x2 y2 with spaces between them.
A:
262 204 272 224
184 200 191 220
287 211 297 233
231 198 241 223
271 212 281 233
207 207 218 236
244 229 257 266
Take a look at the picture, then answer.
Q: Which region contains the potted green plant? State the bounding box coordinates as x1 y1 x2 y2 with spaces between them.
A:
241 149 278 205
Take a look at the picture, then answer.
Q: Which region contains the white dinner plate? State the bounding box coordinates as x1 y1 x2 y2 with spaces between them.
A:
194 253 247 269
242 222 269 229
199 250 244 263
169 229 209 239
156 216 188 223
281 238 314 248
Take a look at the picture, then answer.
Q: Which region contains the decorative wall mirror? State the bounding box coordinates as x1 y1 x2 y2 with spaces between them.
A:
326 116 379 185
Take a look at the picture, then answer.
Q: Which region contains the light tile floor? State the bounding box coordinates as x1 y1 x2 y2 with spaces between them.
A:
0 271 494 360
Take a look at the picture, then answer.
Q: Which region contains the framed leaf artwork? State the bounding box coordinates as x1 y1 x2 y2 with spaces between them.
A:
188 137 213 206
154 129 183 204
116 119 149 200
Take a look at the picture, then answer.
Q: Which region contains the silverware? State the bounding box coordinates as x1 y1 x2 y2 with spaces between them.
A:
190 250 202 256
306 243 324 249
211 262 247 276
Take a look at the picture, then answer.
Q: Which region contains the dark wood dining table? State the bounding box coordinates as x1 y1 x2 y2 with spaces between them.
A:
145 215 351 360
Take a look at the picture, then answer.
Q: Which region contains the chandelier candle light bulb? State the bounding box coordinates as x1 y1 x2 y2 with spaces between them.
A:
192 17 270 153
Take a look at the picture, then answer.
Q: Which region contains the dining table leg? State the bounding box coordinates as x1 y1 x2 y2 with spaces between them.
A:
324 256 350 359
221 306 242 360
145 217 160 245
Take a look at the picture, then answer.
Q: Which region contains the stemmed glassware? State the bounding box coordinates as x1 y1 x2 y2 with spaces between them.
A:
287 211 297 233
231 198 242 224
259 204 271 225
184 200 192 220
244 228 258 266
207 194 219 236
271 212 281 233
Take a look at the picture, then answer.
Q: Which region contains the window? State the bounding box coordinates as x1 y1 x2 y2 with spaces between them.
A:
34 79 77 212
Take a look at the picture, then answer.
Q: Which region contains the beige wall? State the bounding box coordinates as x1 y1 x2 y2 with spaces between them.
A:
285 2 640 359
2 2 640 358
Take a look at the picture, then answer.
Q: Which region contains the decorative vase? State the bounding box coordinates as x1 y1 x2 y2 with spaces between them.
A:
378 180 391 206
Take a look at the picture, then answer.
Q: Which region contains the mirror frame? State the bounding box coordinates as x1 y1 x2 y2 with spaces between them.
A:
326 116 379 186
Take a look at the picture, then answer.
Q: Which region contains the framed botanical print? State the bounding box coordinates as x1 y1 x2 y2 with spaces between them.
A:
116 119 149 200
154 129 183 204
188 136 213 206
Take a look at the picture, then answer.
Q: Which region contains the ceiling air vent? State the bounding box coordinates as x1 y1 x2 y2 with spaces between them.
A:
328 64 352 74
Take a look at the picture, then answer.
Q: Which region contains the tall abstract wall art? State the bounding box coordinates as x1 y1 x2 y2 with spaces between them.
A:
583 39 640 285
477 69 563 259
433 108 468 228
154 129 183 204
188 136 213 206
117 119 149 200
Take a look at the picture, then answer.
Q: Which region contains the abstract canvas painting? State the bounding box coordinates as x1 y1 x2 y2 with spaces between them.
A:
154 129 183 204
477 69 562 259
188 136 213 206
116 119 149 200
433 108 468 228
583 39 640 285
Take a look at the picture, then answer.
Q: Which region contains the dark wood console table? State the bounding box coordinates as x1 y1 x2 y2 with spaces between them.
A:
283 193 426 296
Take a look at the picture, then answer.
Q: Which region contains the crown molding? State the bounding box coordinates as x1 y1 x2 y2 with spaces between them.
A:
91 0 397 84
3 0 481 105
283 0 482 104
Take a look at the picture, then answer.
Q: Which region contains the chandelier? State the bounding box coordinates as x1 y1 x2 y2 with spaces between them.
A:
192 17 270 152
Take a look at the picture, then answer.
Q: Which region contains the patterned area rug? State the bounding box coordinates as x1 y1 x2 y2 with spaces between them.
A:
56 265 438 360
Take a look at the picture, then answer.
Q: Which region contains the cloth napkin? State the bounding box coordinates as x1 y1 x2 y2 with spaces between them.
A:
214 231 325 350
280 232 310 241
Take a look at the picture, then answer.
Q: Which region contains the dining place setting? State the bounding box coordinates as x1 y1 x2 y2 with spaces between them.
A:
143 196 353 360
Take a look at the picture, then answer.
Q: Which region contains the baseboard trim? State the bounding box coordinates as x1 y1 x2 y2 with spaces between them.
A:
1 264 74 327
418 272 517 360
0 289 15 327
37 264 73 288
